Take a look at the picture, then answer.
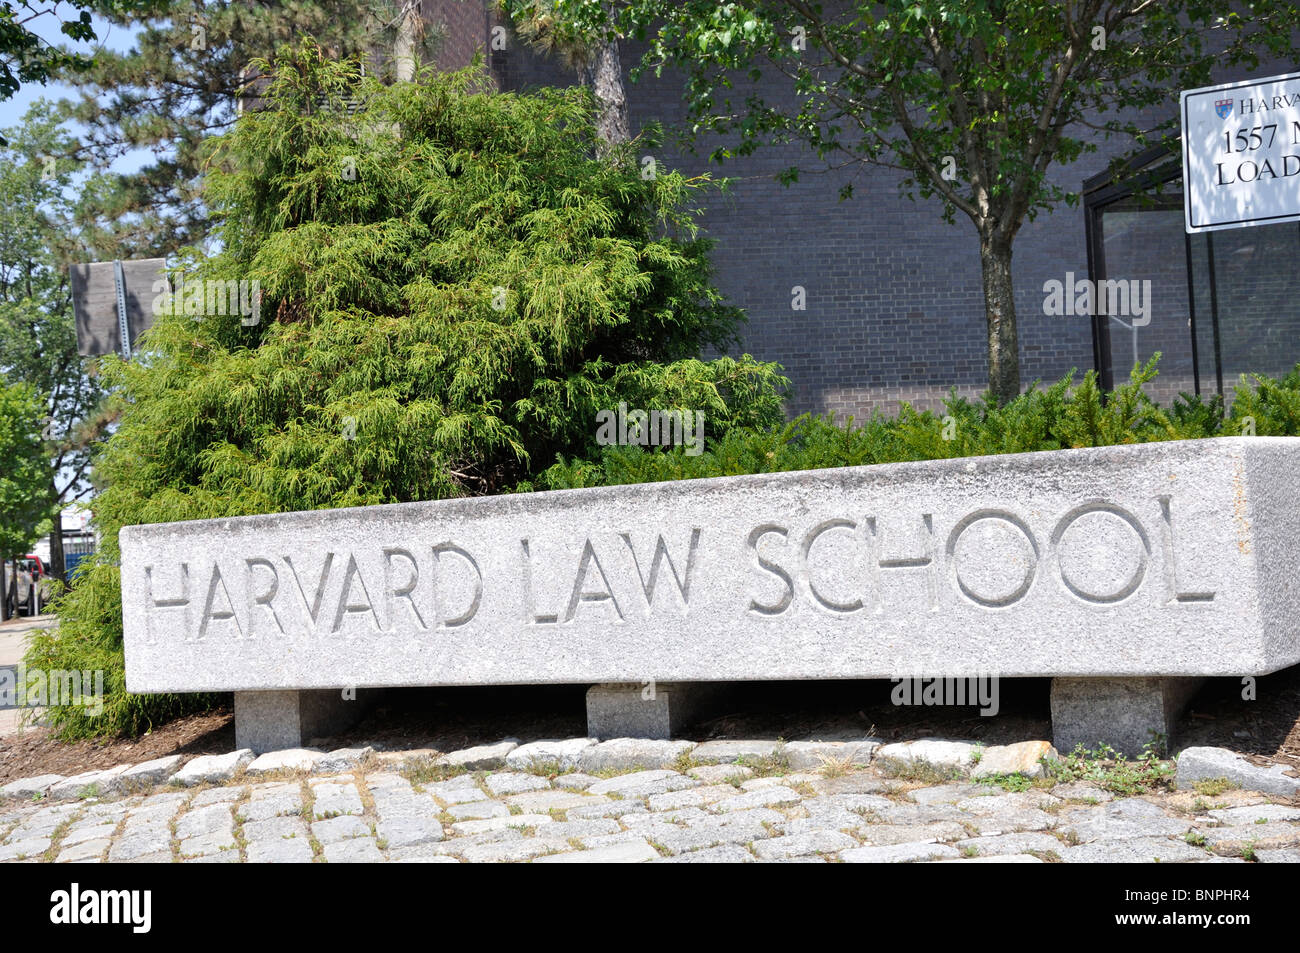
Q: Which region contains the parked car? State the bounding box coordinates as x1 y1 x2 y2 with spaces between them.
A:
19 555 46 582
3 560 40 617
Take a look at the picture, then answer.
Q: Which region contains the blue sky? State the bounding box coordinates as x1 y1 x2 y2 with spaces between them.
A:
1 7 147 174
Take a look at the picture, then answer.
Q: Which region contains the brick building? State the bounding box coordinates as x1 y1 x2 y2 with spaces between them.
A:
422 2 1300 417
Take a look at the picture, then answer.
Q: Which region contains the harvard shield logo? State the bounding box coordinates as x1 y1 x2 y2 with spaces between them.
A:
1215 98 1234 119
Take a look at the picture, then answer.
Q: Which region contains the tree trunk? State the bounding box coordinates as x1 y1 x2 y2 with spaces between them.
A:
394 0 419 82
49 518 66 585
5 561 15 620
580 35 630 154
979 236 1021 404
0 556 7 621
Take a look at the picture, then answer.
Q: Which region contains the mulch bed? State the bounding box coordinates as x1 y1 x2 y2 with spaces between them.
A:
0 710 234 785
2 671 1297 785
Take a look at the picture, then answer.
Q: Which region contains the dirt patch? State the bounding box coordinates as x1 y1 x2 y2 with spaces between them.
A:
0 710 234 785
1177 665 1300 774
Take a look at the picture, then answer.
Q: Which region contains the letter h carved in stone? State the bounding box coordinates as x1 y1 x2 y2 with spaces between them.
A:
145 563 190 642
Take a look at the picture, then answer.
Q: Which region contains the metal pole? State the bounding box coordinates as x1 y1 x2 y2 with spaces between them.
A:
113 259 131 357
1185 232 1201 396
1206 232 1225 397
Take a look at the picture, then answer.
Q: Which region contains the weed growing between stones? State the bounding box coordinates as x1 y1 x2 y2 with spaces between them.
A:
1192 778 1241 797
400 757 466 789
1044 742 1174 796
739 741 791 777
876 757 967 785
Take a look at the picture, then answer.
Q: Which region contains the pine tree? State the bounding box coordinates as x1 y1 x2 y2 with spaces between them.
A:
54 0 439 259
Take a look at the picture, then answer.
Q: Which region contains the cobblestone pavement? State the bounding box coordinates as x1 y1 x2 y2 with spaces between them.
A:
1 739 1298 863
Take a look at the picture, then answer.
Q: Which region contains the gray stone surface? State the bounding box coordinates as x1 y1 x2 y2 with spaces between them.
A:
687 764 753 783
1175 746 1300 796
505 739 595 771
376 813 444 848
784 740 879 770
586 683 719 740
170 750 254 786
587 770 689 797
239 785 301 822
447 800 509 821
8 728 1299 867
310 781 364 819
314 747 374 773
312 815 371 844
179 830 238 857
533 839 660 863
450 814 553 836
234 690 369 754
655 844 756 863
243 815 308 843
1196 821 1300 856
438 740 518 770
0 775 63 800
1058 837 1208 863
47 771 104 800
246 836 313 863
1053 782 1114 803
712 786 802 812
690 740 781 764
191 786 245 807
122 440 1300 702
1058 799 1192 843
323 838 385 863
579 738 697 772
119 756 182 788
942 853 1044 863
0 837 51 861
955 832 1064 857
752 830 857 860
505 789 608 813
876 739 976 770
483 772 548 797
971 741 1057 779
1051 677 1203 757
247 748 324 775
176 803 234 840
855 822 969 846
554 773 599 790
56 838 111 863
1207 804 1300 825
1256 849 1300 863
840 842 961 863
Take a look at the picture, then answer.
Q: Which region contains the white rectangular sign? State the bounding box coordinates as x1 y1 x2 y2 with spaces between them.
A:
1182 71 1300 233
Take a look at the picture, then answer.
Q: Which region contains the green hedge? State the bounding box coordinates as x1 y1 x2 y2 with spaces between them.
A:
527 356 1293 491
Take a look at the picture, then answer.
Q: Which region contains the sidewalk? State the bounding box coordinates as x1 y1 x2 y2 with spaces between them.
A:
2 739 1297 863
0 614 55 735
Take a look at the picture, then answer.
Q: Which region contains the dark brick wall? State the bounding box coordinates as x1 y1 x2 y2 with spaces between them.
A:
421 1 1299 418
424 0 490 72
